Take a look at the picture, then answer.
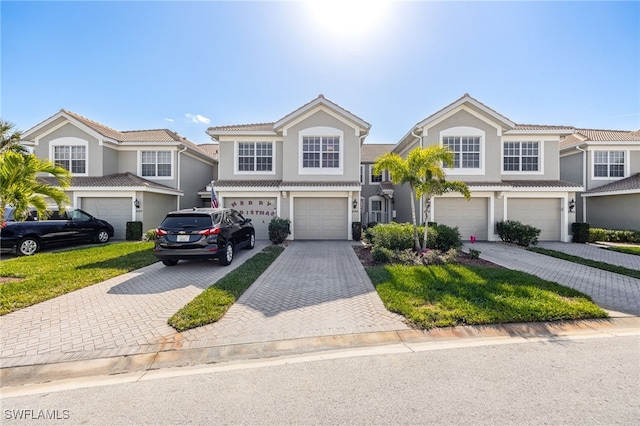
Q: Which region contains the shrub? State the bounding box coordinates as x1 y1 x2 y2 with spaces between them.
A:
589 228 640 244
363 223 378 244
421 249 444 265
496 220 540 247
441 248 460 264
432 224 462 251
144 229 157 242
370 222 416 251
268 217 290 244
571 222 590 243
391 249 422 265
126 221 143 241
371 246 393 264
352 222 362 241
469 249 481 259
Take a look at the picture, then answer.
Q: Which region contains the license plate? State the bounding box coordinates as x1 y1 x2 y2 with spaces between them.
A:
176 235 190 242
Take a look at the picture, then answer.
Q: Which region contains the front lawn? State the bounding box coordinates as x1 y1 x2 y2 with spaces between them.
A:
0 242 156 315
366 264 607 329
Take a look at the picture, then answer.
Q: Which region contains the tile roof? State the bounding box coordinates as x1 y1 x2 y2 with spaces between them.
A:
62 109 123 141
207 122 276 132
464 180 582 189
585 173 640 194
197 143 220 158
38 172 178 191
574 129 640 141
281 181 361 188
361 144 395 162
511 124 575 132
213 180 282 188
274 94 371 130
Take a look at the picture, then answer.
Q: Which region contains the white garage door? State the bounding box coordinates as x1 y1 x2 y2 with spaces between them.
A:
81 197 132 240
294 197 348 240
508 198 561 241
434 197 488 241
224 197 277 240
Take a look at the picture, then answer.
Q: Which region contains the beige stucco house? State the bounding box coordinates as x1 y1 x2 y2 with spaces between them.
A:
391 94 582 242
21 110 218 239
207 95 371 240
560 129 640 231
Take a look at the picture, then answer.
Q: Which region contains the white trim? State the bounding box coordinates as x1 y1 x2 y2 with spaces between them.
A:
49 137 89 176
233 141 276 175
298 126 344 175
274 97 369 134
368 164 384 185
360 165 365 185
582 189 640 197
440 126 486 176
138 149 174 180
500 140 545 176
416 96 515 129
591 149 629 180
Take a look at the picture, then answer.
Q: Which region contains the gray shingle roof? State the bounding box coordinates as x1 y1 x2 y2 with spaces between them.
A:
361 144 395 162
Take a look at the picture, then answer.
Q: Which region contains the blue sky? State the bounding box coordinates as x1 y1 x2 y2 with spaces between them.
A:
2 1 639 145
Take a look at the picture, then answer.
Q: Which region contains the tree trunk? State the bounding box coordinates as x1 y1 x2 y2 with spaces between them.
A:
409 187 420 251
422 195 430 250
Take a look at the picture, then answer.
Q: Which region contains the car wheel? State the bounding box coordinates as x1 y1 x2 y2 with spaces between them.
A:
17 237 40 256
162 260 179 266
219 242 234 266
246 232 255 250
95 229 110 244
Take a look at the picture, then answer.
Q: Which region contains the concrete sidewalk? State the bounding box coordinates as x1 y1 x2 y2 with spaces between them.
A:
465 242 640 316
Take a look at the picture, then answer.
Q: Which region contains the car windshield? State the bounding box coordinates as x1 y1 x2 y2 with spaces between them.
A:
160 213 219 229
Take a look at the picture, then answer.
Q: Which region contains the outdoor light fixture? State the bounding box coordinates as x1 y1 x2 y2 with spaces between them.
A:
134 199 140 209
568 199 575 213
353 199 358 209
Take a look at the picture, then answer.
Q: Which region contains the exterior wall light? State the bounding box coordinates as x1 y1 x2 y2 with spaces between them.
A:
568 199 575 213
134 199 141 209
353 199 358 209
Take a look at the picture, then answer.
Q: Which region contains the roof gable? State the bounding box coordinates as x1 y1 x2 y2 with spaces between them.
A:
416 93 515 130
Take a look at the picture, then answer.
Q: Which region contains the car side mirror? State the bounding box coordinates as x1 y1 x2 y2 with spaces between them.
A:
244 218 252 224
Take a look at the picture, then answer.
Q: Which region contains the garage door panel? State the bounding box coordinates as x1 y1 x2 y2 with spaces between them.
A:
81 197 131 240
434 198 488 241
294 198 347 240
224 197 276 240
508 198 560 241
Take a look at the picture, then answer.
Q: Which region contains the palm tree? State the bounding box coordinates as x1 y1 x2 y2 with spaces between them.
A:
0 150 71 223
374 145 470 251
0 119 29 154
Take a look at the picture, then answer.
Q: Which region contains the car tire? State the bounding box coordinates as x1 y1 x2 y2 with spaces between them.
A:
219 242 234 266
17 237 40 256
95 229 110 244
162 260 179 266
246 232 255 250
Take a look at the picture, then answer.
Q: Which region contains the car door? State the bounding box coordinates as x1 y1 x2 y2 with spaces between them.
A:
229 210 252 246
67 210 96 241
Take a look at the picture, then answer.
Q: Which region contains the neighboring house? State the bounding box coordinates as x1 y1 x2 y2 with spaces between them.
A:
391 94 581 242
207 95 371 240
20 110 218 239
559 129 640 231
360 144 396 225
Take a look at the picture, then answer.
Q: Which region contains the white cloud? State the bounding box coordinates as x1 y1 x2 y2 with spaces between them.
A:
185 113 211 124
164 118 174 123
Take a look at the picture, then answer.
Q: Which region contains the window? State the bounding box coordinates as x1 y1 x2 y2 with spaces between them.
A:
54 145 86 174
360 165 365 185
370 165 383 183
141 151 172 177
594 151 625 178
302 136 340 169
237 142 273 172
443 136 481 169
503 141 540 172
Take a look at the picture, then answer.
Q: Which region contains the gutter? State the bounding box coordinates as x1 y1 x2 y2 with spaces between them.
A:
576 144 587 222
176 144 188 210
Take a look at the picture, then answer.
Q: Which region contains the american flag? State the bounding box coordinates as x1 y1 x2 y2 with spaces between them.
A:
210 184 219 208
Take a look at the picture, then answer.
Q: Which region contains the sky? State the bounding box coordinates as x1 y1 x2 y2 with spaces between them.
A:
1 0 639 145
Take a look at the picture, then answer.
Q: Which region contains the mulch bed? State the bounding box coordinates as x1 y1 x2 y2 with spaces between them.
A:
353 244 501 268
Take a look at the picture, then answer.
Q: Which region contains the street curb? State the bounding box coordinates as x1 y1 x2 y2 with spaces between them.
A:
2 316 638 389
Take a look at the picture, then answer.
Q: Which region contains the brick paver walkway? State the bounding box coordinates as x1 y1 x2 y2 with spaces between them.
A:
537 242 640 270
467 242 640 316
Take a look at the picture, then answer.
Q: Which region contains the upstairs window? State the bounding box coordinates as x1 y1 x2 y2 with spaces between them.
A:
369 165 384 184
503 141 540 172
237 142 273 173
302 136 340 169
54 145 86 174
443 136 481 169
141 150 172 177
594 151 625 178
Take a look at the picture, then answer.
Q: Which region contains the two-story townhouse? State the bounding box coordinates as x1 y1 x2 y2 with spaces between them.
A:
391 94 581 242
206 95 371 240
360 144 395 225
21 110 218 239
559 129 640 231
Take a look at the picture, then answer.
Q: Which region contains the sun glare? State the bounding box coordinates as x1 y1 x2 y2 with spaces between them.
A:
308 0 390 37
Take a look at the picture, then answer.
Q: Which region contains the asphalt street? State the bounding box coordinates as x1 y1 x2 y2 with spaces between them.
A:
2 335 638 425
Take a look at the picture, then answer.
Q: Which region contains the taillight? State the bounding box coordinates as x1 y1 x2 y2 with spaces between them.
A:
198 226 221 236
155 228 167 236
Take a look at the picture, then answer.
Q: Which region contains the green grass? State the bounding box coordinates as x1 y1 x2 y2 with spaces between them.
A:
607 246 640 256
528 247 640 280
366 264 607 329
1 242 157 315
168 246 284 331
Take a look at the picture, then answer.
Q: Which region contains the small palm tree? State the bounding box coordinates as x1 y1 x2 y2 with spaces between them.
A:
0 119 29 155
0 151 71 223
374 146 470 251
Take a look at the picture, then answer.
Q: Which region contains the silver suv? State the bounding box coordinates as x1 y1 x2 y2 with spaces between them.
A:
153 208 255 266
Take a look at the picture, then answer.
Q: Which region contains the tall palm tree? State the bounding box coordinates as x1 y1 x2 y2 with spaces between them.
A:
0 119 29 154
0 150 71 223
374 146 470 251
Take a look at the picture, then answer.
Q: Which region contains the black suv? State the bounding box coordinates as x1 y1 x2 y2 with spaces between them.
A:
153 208 255 266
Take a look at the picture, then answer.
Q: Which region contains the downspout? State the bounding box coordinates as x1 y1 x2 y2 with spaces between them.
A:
355 129 369 236
576 144 587 222
176 144 188 210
